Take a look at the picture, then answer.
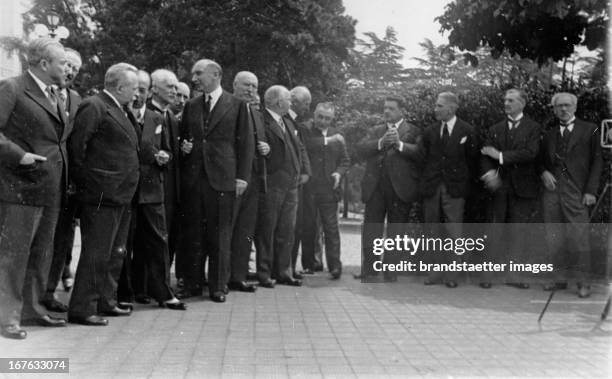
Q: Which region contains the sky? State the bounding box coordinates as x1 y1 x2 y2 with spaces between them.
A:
343 0 452 68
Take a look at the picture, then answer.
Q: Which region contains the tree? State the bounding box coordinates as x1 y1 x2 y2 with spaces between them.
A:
24 0 357 98
351 26 406 88
436 0 608 65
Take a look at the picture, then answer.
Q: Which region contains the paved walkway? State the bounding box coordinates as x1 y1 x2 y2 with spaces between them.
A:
0 220 610 378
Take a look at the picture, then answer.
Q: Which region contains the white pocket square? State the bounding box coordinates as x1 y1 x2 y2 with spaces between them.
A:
460 136 467 144
155 124 163 135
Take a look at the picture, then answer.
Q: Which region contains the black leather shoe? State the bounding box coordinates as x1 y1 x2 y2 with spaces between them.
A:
353 273 376 280
134 294 151 304
69 315 108 326
118 302 134 311
577 283 591 298
210 292 226 303
176 288 202 299
293 272 304 280
479 282 492 289
99 306 131 317
1 325 27 339
445 281 458 288
42 299 68 313
159 301 187 310
506 282 529 289
246 272 258 281
62 276 74 292
259 279 275 288
544 282 568 291
21 315 66 327
277 277 302 287
330 269 341 280
228 281 257 292
383 273 397 282
314 264 324 272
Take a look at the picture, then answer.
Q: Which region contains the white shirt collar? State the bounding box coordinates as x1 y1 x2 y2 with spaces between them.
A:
440 116 457 137
288 109 298 121
266 108 283 124
152 99 168 113
136 104 146 123
560 116 576 133
205 86 223 110
28 70 49 95
387 118 404 129
103 89 123 109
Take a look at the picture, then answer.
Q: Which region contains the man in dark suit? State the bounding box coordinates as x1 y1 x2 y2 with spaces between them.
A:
420 92 478 288
146 69 182 290
480 88 541 289
255 85 310 288
301 102 350 279
178 59 254 303
68 63 140 326
356 96 422 281
540 92 602 297
288 86 323 275
124 70 186 310
229 71 270 293
0 38 69 339
42 47 83 312
171 82 190 121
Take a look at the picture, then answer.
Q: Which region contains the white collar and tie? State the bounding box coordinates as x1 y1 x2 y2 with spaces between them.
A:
560 117 575 137
440 116 457 137
204 86 223 112
507 113 523 130
387 118 404 130
266 108 287 133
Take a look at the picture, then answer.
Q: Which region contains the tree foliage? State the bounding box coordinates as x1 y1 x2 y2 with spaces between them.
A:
436 0 609 65
24 0 356 98
350 26 406 88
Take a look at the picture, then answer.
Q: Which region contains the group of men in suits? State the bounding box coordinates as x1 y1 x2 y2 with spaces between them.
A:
358 89 602 298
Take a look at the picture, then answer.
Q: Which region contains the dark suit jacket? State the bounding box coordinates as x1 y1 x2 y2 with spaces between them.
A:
262 110 310 189
0 73 68 206
64 89 81 125
70 91 140 206
481 116 541 199
137 109 166 204
147 100 181 204
301 124 350 197
179 90 254 193
539 118 602 196
249 106 268 191
357 120 421 204
419 118 478 199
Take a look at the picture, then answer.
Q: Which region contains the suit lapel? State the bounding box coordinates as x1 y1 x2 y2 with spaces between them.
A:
265 110 286 142
205 91 232 135
23 74 62 125
566 121 583 152
100 92 138 146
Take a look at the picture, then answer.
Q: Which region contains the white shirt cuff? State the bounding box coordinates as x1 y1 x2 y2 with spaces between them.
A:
236 179 247 186
398 141 404 152
499 152 503 165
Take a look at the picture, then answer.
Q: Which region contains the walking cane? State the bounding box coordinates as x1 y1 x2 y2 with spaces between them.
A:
538 289 556 323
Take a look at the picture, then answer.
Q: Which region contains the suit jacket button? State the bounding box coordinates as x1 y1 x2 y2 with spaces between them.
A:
202 139 207 143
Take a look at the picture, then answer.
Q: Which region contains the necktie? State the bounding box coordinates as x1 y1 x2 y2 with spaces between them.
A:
442 123 449 145
46 86 59 114
204 95 211 114
58 89 67 109
508 118 519 130
278 118 287 133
